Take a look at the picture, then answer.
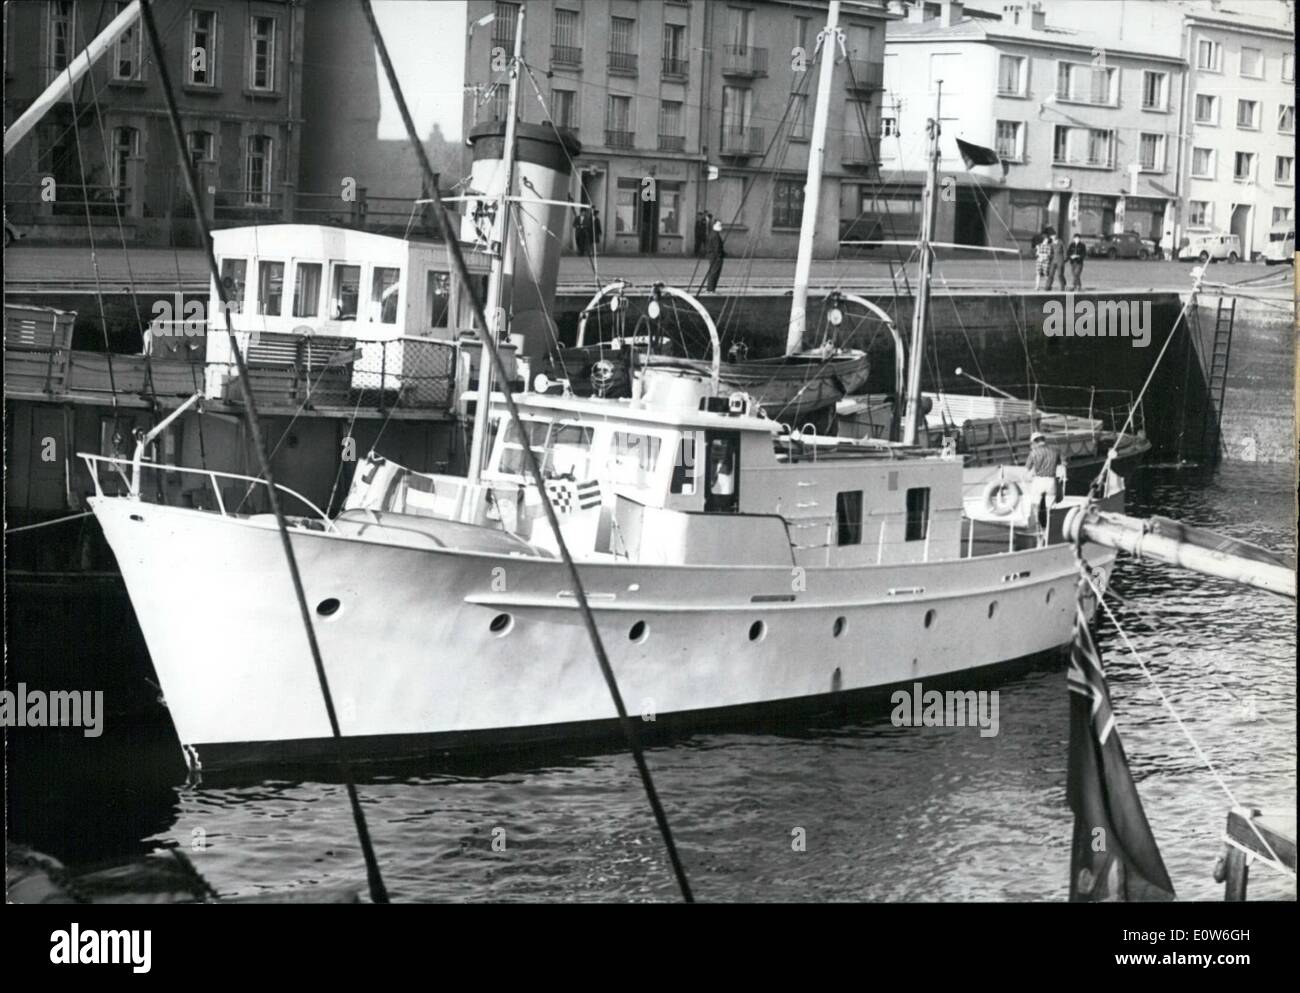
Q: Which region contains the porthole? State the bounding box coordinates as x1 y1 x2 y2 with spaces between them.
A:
988 601 998 619
316 597 341 617
748 620 766 642
832 616 847 638
629 620 648 643
923 609 936 629
489 612 513 636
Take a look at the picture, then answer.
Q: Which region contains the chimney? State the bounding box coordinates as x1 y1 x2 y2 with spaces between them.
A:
1030 3 1046 30
908 1 928 24
940 1 964 27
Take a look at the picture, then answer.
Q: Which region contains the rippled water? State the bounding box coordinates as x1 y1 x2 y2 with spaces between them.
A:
8 463 1295 902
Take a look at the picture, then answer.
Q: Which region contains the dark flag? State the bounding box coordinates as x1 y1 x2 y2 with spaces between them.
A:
1067 601 1175 902
955 137 1001 168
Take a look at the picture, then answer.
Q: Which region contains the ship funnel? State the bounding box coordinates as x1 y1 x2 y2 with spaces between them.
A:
463 121 581 363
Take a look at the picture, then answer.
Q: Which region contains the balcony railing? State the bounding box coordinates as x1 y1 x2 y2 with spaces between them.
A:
844 59 883 90
721 44 767 78
1052 150 1115 169
841 133 880 168
1054 88 1116 107
552 44 582 67
605 129 635 149
661 56 688 78
719 126 764 156
608 51 638 75
658 134 686 152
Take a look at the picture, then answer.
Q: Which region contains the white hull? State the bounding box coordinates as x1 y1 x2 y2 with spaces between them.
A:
92 497 1113 770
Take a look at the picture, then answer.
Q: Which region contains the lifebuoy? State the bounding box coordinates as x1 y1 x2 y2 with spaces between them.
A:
983 479 1022 517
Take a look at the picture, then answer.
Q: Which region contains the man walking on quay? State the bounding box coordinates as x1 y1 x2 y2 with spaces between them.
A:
693 210 707 257
702 220 726 293
1066 232 1087 290
1034 228 1053 291
1047 229 1067 290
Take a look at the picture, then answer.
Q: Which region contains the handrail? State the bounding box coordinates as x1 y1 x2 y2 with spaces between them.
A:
79 453 336 531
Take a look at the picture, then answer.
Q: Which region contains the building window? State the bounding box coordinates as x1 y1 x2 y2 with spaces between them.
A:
219 258 247 312
492 2 519 50
1279 105 1296 133
256 260 284 316
293 263 322 319
551 88 577 129
730 6 753 48
489 84 510 122
610 16 637 74
995 120 1023 161
552 8 581 66
614 178 639 234
110 126 138 198
1187 201 1212 228
790 93 809 140
997 54 1026 96
113 1 142 80
1191 147 1215 179
772 178 804 229
186 130 214 169
1196 38 1222 71
1194 93 1218 125
905 487 930 542
794 15 810 55
1052 125 1113 168
1233 151 1254 181
1141 70 1167 111
1275 156 1294 185
1283 53 1295 83
836 491 863 546
330 263 361 320
1272 206 1293 225
1239 46 1262 78
657 183 683 236
881 116 899 137
1237 99 1258 129
244 134 273 206
48 1 75 79
662 22 687 76
189 10 217 86
721 85 752 140
1138 133 1165 172
658 100 684 150
1056 62 1115 105
371 266 400 323
605 95 633 148
248 15 277 91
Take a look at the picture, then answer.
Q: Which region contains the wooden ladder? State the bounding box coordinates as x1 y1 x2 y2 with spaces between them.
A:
1199 295 1236 463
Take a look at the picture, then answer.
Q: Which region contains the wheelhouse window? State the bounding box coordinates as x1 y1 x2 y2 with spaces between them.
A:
836 491 863 546
219 258 247 313
330 263 361 320
703 432 739 513
248 15 277 91
905 487 930 542
426 270 451 329
370 266 400 324
609 432 662 488
244 134 273 206
498 421 593 479
113 1 142 80
189 10 218 86
293 262 322 318
256 261 284 315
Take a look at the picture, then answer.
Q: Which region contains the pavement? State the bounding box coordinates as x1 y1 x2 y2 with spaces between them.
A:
3 241 1292 298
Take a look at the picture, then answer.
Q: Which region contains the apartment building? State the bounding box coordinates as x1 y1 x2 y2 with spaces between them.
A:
463 0 893 257
3 0 304 245
1047 0 1295 259
879 0 1186 253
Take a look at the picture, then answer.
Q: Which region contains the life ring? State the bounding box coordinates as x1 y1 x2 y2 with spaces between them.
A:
983 479 1022 517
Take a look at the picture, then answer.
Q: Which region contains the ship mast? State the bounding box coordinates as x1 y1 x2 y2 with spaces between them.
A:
901 81 942 446
786 1 842 355
465 2 526 494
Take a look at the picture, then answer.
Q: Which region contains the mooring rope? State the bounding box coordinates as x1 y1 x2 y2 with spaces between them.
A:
6 511 94 535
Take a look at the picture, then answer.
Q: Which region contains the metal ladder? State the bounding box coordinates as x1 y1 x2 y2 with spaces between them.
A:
1199 296 1237 463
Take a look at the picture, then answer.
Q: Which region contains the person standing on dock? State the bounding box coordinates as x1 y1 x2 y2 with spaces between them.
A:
1034 228 1053 291
588 209 602 261
574 209 589 257
1025 431 1065 545
702 220 726 293
1066 233 1087 290
693 210 707 257
1047 230 1067 291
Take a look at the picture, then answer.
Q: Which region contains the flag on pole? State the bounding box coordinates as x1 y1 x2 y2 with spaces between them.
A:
955 137 1001 168
1067 602 1175 902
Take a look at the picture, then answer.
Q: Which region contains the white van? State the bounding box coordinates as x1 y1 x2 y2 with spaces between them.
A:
1178 233 1242 263
1263 225 1295 265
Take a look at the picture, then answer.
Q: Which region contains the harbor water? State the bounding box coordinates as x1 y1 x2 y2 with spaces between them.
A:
6 462 1295 902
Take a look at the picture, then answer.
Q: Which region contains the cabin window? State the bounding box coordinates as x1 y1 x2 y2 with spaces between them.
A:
426 270 451 329
704 431 739 513
330 263 361 320
293 263 322 318
498 420 593 479
371 266 400 324
256 261 284 316
219 258 247 313
609 432 662 488
905 487 930 542
836 491 863 545
669 433 697 495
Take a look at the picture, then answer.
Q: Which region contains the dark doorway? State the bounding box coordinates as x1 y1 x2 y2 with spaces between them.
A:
638 194 659 253
953 187 988 247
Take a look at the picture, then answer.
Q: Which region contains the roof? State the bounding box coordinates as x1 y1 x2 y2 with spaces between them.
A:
887 16 1187 63
491 391 782 434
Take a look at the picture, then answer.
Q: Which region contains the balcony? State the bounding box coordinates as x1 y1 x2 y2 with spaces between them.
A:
661 56 689 78
552 45 582 68
719 126 764 157
605 129 635 150
843 59 883 91
721 44 767 78
658 134 686 152
841 133 880 169
608 51 638 76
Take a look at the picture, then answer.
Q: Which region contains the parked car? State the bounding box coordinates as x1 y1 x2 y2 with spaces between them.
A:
1178 233 1242 263
1096 231 1155 259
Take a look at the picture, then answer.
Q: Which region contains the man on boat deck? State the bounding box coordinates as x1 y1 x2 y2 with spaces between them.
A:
1025 431 1065 545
